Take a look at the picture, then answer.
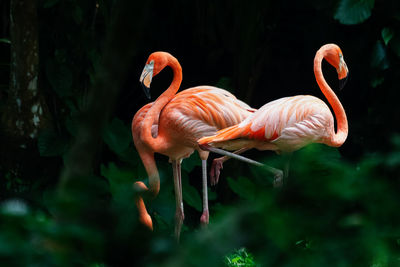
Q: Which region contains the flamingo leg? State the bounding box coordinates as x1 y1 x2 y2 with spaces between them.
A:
200 159 209 226
201 145 283 187
172 160 184 241
210 148 250 186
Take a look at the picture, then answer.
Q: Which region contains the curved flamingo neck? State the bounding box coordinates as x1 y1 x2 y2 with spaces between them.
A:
141 55 182 151
314 48 348 147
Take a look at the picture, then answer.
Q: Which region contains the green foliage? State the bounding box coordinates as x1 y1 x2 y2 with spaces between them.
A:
334 0 375 25
102 118 132 155
225 248 257 267
370 41 389 70
38 129 69 157
2 0 400 266
0 38 11 44
101 162 133 199
45 58 74 97
227 176 256 201
43 0 60 9
382 27 394 46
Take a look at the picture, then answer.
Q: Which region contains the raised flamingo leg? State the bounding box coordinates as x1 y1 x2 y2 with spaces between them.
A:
200 145 283 188
200 159 209 226
210 148 250 186
172 160 184 241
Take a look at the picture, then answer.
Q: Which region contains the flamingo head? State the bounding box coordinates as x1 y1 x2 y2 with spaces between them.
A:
139 52 173 99
322 44 349 90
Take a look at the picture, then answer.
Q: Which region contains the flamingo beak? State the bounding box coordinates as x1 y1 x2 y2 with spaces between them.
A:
339 75 348 90
338 58 348 90
139 62 154 99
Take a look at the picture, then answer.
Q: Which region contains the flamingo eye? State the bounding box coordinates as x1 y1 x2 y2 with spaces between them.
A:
148 60 154 70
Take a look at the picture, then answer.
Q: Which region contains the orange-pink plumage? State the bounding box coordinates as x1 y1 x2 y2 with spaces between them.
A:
199 44 349 186
132 52 254 240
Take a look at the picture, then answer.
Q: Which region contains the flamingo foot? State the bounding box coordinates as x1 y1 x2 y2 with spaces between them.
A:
210 158 224 186
200 209 209 226
273 170 284 188
175 208 184 241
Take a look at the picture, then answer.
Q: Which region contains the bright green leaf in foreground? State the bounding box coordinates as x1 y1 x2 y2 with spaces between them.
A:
225 248 256 267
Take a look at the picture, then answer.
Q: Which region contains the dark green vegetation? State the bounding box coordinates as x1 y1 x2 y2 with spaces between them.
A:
1 0 400 266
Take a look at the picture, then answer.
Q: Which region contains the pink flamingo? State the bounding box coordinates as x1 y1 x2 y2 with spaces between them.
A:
198 44 349 186
132 52 254 239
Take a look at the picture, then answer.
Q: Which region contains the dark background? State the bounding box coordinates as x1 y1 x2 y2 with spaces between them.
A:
0 0 400 266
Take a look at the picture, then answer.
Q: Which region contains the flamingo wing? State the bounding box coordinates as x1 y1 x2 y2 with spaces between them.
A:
160 86 255 143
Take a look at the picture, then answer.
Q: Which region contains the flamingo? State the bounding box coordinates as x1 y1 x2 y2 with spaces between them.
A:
132 51 254 240
198 44 349 186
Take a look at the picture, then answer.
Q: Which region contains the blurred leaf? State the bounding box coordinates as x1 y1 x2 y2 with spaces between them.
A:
370 75 384 88
391 134 400 148
73 6 83 24
88 49 102 84
215 77 233 92
1 199 29 217
386 151 400 167
339 213 365 227
43 0 59 8
54 49 67 64
208 188 217 201
182 152 201 172
100 162 133 197
227 176 256 200
371 41 389 70
65 116 80 137
381 27 394 45
118 145 143 166
0 38 10 44
334 0 374 25
101 162 133 184
369 41 388 86
102 118 132 155
45 59 73 97
181 177 202 212
389 35 400 58
38 129 69 157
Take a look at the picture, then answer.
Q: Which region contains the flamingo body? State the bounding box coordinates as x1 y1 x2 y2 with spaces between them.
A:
133 86 253 159
198 44 349 186
132 51 254 239
199 95 335 153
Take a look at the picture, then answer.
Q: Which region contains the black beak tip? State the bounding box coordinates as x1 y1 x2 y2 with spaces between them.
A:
141 82 151 99
339 75 348 91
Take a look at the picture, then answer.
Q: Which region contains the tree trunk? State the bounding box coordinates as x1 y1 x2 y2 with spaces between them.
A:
3 0 48 141
0 0 49 197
